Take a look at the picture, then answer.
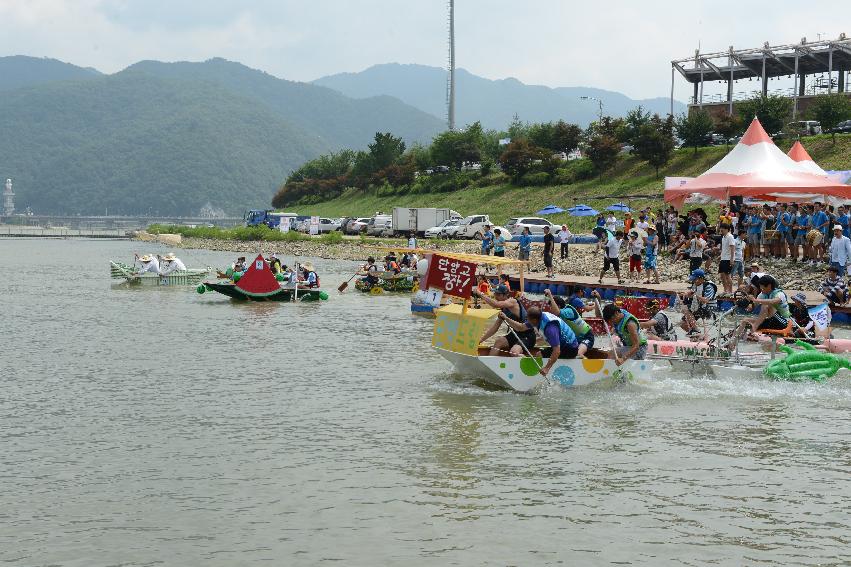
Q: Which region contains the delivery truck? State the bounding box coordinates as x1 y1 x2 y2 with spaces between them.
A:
391 207 461 237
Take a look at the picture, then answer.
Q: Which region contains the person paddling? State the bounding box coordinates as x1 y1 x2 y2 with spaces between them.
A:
543 289 594 358
500 306 579 377
592 291 647 364
473 285 536 357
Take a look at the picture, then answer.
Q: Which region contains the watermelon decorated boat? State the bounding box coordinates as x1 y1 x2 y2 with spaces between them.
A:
199 254 328 302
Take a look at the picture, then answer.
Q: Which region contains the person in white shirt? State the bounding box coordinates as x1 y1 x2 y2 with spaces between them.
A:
688 234 706 273
733 229 746 288
605 213 617 232
136 254 159 274
159 253 187 275
828 224 851 275
557 225 572 259
599 230 624 284
636 215 650 233
718 223 736 294
407 232 417 249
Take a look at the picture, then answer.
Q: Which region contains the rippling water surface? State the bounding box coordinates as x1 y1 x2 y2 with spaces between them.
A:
2 239 850 566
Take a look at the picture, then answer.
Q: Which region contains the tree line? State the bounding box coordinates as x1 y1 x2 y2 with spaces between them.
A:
272 93 851 208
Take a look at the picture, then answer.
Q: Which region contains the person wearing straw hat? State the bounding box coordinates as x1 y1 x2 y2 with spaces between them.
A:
300 262 320 288
828 224 851 276
136 253 160 274
159 253 186 275
789 292 815 338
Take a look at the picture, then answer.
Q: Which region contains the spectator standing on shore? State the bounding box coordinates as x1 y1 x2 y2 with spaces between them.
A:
812 202 829 264
481 224 494 256
687 231 706 272
627 232 643 280
605 212 617 233
838 205 850 239
643 225 660 284
543 225 555 278
623 213 634 234
794 205 810 263
828 224 851 275
517 227 532 261
557 224 571 259
718 223 735 294
493 228 506 258
599 230 624 284
733 229 746 288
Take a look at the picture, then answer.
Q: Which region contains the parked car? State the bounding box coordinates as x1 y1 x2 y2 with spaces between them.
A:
776 120 822 139
447 214 490 239
337 217 354 232
424 219 459 239
298 217 338 234
505 216 555 236
366 215 393 237
346 217 371 234
830 120 851 134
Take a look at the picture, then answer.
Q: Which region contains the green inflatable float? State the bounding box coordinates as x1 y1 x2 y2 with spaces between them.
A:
764 341 851 382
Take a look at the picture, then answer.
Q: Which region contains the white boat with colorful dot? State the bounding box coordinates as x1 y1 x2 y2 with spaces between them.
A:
432 303 652 393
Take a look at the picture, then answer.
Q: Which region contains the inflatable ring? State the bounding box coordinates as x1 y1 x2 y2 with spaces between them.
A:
370 286 383 296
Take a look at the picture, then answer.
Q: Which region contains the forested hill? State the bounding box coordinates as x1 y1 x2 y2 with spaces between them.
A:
0 56 447 216
0 71 327 215
0 55 101 91
314 63 686 129
123 59 445 150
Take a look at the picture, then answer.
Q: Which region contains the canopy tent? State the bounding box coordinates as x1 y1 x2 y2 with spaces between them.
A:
664 118 850 209
535 204 565 215
567 204 599 216
605 202 631 212
787 141 827 176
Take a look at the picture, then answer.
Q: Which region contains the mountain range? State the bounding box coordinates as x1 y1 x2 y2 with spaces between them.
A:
0 56 682 215
314 63 686 130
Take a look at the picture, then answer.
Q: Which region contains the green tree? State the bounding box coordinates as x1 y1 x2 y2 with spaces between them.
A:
715 113 743 147
634 114 675 178
585 134 620 178
430 125 484 170
551 121 583 153
736 95 792 136
498 139 546 182
368 132 405 170
507 114 530 141
675 110 714 155
621 105 651 147
808 93 851 144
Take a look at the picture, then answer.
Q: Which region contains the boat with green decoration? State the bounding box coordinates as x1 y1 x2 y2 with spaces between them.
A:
198 254 328 302
110 259 211 286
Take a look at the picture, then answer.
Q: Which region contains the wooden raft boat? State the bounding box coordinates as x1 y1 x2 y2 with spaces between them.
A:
200 254 328 302
431 303 652 393
110 261 210 286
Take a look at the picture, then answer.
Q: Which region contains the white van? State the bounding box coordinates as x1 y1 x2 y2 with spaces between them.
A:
449 214 492 239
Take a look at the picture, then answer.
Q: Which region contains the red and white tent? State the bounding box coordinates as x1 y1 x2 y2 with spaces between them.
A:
664 118 850 208
787 140 828 175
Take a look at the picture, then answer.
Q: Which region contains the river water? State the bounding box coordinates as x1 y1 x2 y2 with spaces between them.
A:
2 239 850 566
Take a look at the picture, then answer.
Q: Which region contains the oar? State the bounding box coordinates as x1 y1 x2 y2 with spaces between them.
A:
594 298 616 350
338 272 360 293
503 320 550 383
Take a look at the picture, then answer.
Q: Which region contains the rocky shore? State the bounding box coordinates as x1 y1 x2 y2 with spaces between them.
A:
136 232 831 293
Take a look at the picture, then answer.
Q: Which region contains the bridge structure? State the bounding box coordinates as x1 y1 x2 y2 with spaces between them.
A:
0 214 244 231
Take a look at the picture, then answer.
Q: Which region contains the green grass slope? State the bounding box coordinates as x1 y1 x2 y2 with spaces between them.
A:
300 135 851 230
0 72 327 215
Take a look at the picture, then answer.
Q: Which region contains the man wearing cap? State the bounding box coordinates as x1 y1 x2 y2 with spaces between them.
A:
544 289 594 357
642 224 660 284
473 285 537 357
678 268 718 336
136 253 160 274
159 253 187 275
640 299 675 341
820 265 848 306
828 224 851 276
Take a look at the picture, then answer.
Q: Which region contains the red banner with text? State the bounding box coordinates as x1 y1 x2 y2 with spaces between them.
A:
425 254 476 299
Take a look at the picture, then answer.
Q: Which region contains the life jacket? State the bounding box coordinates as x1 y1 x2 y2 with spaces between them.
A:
761 288 790 318
502 299 527 324
387 261 400 274
305 271 320 288
615 309 647 347
652 311 674 339
538 312 578 348
690 280 718 311
558 304 592 337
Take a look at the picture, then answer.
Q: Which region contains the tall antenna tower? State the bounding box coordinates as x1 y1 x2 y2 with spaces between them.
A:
446 0 456 131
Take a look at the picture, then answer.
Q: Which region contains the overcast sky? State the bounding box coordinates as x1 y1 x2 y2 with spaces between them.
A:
0 0 846 100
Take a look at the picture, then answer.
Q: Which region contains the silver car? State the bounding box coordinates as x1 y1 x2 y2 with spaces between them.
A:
506 216 555 236
424 219 458 239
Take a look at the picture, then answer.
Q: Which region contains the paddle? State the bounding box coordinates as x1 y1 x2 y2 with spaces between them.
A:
594 297 621 365
502 319 550 383
338 272 359 293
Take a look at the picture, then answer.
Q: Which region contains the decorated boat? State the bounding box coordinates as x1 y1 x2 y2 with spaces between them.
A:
110 260 211 286
432 303 652 393
199 254 328 302
354 272 418 294
518 294 667 335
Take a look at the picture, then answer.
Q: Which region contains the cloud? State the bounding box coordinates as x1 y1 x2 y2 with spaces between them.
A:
0 0 846 101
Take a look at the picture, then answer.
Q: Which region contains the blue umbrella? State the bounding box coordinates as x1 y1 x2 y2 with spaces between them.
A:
567 204 599 217
536 204 565 215
606 202 631 212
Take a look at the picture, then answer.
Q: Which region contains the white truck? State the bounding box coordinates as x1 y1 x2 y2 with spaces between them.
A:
391 207 460 237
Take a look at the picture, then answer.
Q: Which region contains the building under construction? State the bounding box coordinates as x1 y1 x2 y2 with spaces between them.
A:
672 34 851 121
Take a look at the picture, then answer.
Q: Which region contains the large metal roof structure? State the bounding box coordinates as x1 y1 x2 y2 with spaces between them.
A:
671 34 850 118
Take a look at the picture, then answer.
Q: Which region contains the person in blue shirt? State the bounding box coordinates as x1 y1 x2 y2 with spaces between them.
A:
796 206 811 263
837 205 850 239
500 306 578 377
812 202 829 264
481 225 494 256
779 204 793 259
492 228 506 257
747 207 763 259
517 227 532 261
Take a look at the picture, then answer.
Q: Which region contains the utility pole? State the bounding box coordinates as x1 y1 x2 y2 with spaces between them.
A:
448 0 456 131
